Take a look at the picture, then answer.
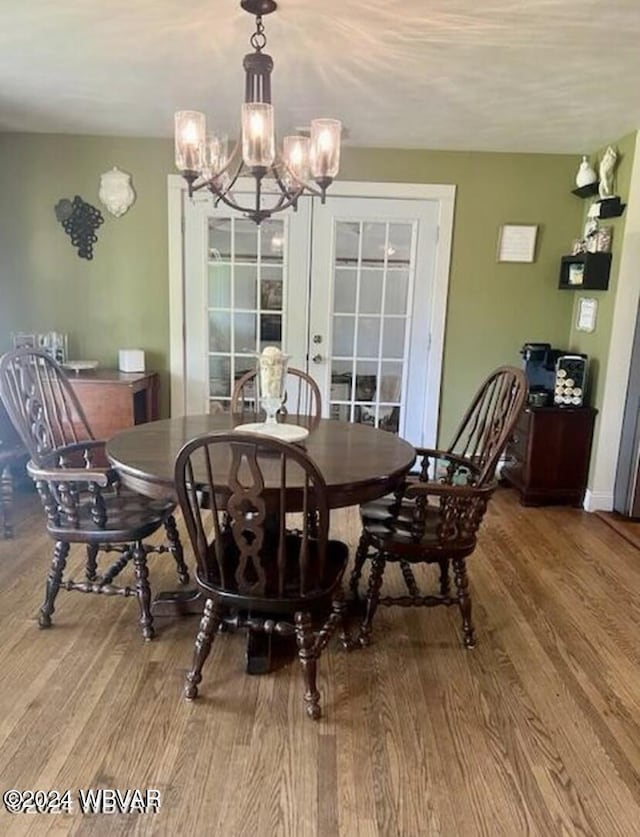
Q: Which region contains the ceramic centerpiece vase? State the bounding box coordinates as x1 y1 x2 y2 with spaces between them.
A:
234 347 309 442
257 346 289 425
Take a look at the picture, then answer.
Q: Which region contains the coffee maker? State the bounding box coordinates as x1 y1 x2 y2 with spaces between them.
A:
520 343 588 407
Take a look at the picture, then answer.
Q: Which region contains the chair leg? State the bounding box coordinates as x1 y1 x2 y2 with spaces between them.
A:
101 549 131 585
452 556 475 648
349 531 369 600
39 541 70 628
164 514 190 585
184 598 222 700
295 611 321 720
132 541 155 641
1 465 13 539
333 589 352 650
359 554 387 647
85 544 99 582
400 560 420 597
438 558 450 596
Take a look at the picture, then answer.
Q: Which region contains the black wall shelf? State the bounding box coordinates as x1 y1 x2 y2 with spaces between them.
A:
597 196 626 218
558 252 611 291
572 182 599 198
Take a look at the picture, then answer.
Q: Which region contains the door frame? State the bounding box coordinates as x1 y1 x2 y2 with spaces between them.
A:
168 174 456 446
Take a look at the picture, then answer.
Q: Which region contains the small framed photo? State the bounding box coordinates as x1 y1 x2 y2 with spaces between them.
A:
497 224 538 263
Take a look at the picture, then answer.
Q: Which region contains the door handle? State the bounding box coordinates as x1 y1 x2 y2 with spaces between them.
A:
312 354 323 364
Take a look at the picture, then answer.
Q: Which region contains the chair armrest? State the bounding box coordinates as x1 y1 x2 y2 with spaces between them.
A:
412 448 482 486
27 459 111 488
414 446 449 459
405 479 496 500
29 441 118 482
415 448 477 471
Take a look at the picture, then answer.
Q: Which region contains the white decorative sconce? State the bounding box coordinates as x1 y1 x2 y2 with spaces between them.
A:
98 167 136 218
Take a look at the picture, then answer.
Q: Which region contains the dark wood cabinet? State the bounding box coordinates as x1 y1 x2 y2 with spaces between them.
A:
68 370 159 440
501 406 597 506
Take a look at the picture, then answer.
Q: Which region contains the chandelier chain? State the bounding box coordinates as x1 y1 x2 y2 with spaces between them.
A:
250 16 267 52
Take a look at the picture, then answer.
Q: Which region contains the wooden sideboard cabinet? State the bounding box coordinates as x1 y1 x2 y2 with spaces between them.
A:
501 406 597 506
68 370 159 440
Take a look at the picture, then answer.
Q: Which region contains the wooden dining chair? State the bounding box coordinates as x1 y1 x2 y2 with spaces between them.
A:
0 348 189 638
174 432 351 719
350 366 528 648
0 400 27 538
230 366 322 423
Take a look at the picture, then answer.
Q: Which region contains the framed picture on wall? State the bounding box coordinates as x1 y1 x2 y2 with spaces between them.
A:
497 224 538 263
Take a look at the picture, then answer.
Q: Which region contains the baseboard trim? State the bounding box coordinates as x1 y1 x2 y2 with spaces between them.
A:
584 489 614 512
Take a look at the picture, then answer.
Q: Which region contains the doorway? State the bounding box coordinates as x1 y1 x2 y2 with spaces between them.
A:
168 177 455 448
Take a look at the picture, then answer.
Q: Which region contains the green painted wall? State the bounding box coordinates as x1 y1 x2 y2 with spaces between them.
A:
0 133 581 438
0 133 174 414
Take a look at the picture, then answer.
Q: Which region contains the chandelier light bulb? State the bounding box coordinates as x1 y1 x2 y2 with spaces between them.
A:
175 110 206 173
283 135 310 183
310 118 342 181
204 134 228 177
250 112 265 137
242 102 275 169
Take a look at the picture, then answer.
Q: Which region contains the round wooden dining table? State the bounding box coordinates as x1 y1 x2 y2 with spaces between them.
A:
106 413 416 508
106 414 416 671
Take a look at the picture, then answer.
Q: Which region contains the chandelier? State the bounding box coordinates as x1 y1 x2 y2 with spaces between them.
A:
174 0 342 225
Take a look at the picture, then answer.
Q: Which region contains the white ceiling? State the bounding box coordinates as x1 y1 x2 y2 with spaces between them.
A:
1 0 639 154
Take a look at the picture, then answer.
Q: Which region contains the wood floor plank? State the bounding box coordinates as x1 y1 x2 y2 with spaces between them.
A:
2 488 640 836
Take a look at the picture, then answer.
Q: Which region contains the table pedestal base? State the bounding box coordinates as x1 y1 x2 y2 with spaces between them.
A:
151 589 291 675
151 588 204 617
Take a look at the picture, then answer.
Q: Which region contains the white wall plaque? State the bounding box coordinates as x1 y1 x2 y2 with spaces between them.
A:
497 224 538 263
576 297 598 332
98 167 136 218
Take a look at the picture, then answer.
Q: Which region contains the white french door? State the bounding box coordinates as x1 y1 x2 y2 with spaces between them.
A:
182 189 311 414
309 196 439 445
173 178 454 448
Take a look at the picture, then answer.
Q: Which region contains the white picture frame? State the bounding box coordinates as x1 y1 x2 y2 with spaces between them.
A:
497 224 538 263
576 297 598 333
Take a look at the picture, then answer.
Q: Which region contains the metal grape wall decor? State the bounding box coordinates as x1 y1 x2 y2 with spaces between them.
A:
54 196 104 260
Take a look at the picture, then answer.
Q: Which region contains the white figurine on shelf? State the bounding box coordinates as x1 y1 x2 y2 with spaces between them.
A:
575 155 597 188
598 146 617 199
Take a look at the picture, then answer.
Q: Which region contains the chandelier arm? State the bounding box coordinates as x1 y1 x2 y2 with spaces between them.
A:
208 188 253 215
216 155 247 196
207 176 304 223
272 164 323 200
201 138 243 190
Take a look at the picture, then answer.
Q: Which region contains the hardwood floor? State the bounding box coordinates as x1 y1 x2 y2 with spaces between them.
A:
1 487 640 836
